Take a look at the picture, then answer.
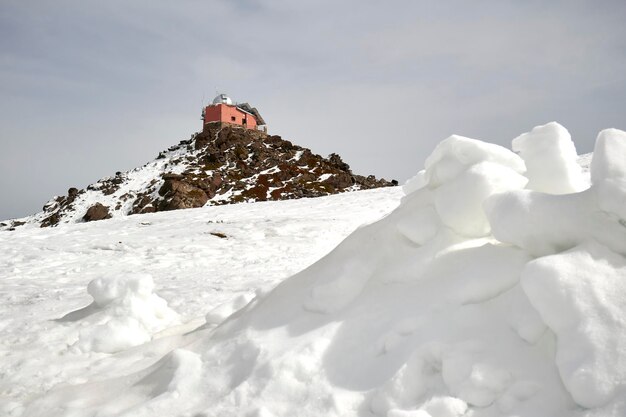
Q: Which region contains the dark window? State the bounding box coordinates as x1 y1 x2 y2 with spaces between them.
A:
242 118 247 124
231 116 236 122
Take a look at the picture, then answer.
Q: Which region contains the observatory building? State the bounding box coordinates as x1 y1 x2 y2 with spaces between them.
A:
202 93 266 132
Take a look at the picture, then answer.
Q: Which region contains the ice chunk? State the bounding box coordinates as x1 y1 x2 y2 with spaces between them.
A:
521 242 626 408
512 122 586 194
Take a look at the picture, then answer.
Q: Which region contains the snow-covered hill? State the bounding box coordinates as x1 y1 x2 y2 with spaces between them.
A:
2 122 626 417
0 124 394 230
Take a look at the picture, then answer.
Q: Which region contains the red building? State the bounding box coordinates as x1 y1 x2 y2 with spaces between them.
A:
202 94 266 132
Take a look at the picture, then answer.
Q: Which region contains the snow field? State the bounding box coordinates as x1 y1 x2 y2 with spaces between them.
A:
3 121 626 417
0 187 402 415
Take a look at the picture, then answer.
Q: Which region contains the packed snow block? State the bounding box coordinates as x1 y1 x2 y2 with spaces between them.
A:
433 162 527 237
496 380 541 413
591 128 626 220
590 128 626 184
78 274 179 353
416 397 467 417
395 188 440 245
426 243 529 305
521 242 626 408
485 189 626 257
441 343 512 407
387 396 467 417
369 346 439 415
421 136 527 237
512 122 586 194
423 135 525 187
402 170 426 196
304 257 376 314
503 285 547 344
87 274 154 307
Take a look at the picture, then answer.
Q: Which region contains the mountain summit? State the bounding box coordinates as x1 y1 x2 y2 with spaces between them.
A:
3 121 395 229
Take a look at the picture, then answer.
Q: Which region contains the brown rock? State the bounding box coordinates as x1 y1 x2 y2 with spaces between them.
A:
158 179 208 211
162 173 185 180
83 203 111 222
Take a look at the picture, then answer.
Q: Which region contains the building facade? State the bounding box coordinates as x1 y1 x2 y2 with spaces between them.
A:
202 94 266 132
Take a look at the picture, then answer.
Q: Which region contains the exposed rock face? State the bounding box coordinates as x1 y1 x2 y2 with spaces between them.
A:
22 123 396 227
83 203 111 222
158 179 208 211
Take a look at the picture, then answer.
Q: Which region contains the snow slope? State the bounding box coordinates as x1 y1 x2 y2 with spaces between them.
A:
0 187 402 415
3 121 626 417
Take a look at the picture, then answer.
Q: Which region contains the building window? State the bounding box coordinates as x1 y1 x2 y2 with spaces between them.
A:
231 116 236 122
242 118 247 124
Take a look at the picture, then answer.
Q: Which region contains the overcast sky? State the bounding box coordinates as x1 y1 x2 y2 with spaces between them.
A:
1 0 625 220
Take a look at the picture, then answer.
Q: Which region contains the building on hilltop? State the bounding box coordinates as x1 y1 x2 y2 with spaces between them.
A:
202 93 267 133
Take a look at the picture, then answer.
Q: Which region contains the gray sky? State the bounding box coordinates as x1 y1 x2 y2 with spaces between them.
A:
1 0 625 220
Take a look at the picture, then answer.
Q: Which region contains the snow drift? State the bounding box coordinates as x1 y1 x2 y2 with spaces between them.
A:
22 122 626 417
76 274 180 353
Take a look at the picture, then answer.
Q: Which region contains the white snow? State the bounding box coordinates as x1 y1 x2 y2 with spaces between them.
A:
2 122 626 417
522 242 626 408
591 128 626 220
77 274 180 353
512 122 586 194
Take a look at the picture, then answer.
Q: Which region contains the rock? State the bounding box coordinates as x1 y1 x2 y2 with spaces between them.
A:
328 153 350 171
158 180 208 211
162 173 185 180
83 203 111 222
131 194 155 215
41 212 61 228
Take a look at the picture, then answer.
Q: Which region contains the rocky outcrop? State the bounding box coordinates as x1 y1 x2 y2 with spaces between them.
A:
158 178 208 211
83 203 111 222
28 124 396 227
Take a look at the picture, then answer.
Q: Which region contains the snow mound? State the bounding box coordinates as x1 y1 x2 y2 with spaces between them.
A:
522 242 626 408
77 274 180 353
24 123 626 417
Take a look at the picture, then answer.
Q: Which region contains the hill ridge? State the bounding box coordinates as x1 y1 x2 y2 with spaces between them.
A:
1 124 395 230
